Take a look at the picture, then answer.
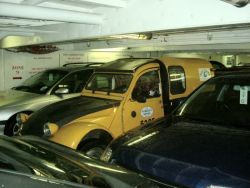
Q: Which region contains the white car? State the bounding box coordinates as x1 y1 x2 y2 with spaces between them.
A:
0 63 101 136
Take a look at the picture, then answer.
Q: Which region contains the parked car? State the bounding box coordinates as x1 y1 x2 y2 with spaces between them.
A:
0 169 91 188
0 63 102 136
209 60 226 70
0 135 173 188
101 70 250 188
20 57 215 158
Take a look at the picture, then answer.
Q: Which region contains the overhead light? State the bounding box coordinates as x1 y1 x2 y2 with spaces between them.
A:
109 33 152 40
89 47 128 51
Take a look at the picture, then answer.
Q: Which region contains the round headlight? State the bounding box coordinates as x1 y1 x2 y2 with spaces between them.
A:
16 113 29 124
100 147 113 162
16 114 22 124
43 122 51 137
43 122 59 137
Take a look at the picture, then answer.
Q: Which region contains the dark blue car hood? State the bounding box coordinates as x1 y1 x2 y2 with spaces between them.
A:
111 121 250 188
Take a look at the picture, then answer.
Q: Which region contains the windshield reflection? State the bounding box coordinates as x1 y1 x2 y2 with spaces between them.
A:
12 70 67 94
86 73 132 93
0 139 89 184
175 76 250 129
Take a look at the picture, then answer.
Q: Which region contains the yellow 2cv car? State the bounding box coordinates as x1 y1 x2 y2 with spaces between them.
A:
21 57 214 157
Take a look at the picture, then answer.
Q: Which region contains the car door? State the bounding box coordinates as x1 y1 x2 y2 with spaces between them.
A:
122 69 164 132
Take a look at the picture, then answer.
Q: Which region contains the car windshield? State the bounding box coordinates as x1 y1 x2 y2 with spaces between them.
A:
174 75 250 129
86 73 133 93
13 70 67 94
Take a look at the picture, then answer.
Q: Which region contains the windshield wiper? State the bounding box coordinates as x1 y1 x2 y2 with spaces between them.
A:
174 115 225 125
12 85 31 91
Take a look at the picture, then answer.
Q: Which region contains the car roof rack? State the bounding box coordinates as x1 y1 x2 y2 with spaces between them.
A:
62 62 104 67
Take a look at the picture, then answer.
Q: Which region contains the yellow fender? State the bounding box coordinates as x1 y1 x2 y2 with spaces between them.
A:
49 122 112 150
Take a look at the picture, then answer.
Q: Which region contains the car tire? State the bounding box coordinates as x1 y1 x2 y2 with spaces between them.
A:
78 139 107 159
4 116 17 136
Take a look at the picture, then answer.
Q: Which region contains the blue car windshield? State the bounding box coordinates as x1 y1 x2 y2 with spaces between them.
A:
13 70 67 94
86 73 133 93
175 75 250 129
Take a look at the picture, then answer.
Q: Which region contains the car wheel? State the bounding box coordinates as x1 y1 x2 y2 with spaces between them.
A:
13 122 23 136
78 139 107 159
4 116 18 136
4 113 27 136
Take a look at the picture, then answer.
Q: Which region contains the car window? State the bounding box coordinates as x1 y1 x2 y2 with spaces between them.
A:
168 66 186 95
52 69 93 94
86 73 132 93
132 70 161 99
13 70 67 94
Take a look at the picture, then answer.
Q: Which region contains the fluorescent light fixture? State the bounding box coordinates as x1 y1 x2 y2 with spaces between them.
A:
89 47 128 51
109 33 152 40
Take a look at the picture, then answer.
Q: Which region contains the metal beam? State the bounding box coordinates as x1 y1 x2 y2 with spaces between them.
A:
0 2 103 24
34 2 94 13
21 0 47 5
0 28 57 34
77 0 127 8
0 17 60 27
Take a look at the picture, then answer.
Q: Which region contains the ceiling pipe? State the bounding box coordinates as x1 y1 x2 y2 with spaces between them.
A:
0 2 103 25
221 0 250 7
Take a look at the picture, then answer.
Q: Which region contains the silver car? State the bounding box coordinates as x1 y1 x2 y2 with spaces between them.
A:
0 64 99 136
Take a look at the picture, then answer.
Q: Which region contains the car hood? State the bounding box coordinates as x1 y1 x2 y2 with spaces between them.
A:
111 121 250 187
22 96 120 136
0 89 40 107
0 135 159 188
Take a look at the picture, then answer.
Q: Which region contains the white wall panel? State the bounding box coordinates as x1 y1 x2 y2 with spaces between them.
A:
236 54 250 65
3 50 59 90
0 50 4 91
1 48 248 91
0 50 157 90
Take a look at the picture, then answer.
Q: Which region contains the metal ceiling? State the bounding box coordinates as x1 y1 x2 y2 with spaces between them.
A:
0 0 250 50
0 0 127 42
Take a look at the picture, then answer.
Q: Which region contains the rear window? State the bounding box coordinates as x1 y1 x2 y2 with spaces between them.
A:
169 66 186 94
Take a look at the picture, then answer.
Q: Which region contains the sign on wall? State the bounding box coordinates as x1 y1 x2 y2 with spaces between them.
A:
87 52 130 62
60 52 87 66
4 51 59 89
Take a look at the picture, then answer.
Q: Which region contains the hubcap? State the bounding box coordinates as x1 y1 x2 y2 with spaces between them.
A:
13 123 23 136
85 147 104 159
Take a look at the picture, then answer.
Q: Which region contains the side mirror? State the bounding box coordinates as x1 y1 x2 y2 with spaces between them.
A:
132 93 147 103
55 88 69 94
136 95 147 103
132 89 147 103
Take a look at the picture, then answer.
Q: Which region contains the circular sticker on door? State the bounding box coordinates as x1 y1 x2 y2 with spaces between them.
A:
198 68 211 81
141 107 153 117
